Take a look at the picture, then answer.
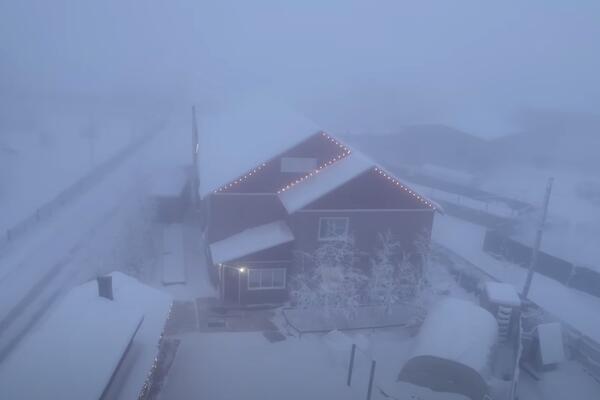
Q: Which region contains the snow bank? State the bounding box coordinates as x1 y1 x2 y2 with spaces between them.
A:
209 220 294 264
412 298 498 373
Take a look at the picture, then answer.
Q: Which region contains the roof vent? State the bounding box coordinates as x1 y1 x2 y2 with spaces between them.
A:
97 275 113 300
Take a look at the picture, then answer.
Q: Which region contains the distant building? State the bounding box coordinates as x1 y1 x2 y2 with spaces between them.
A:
198 100 440 306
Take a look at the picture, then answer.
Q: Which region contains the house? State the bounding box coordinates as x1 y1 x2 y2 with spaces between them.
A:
0 272 172 400
198 99 440 306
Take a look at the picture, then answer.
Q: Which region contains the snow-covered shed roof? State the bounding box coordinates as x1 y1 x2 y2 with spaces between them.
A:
198 97 320 197
278 151 375 213
0 272 172 400
412 298 498 373
209 220 295 264
484 281 521 307
150 166 188 197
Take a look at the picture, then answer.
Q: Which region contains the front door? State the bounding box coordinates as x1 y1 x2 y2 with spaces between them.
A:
222 267 241 304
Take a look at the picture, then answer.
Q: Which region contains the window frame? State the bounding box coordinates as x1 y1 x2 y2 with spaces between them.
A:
317 216 350 241
247 268 287 290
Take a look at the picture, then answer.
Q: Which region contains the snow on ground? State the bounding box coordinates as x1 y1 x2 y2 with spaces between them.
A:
432 214 600 344
0 117 190 360
408 180 515 218
481 164 600 269
519 360 600 400
160 329 468 400
0 114 138 232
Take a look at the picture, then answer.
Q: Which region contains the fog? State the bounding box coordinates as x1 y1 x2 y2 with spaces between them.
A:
2 0 600 136
2 2 600 400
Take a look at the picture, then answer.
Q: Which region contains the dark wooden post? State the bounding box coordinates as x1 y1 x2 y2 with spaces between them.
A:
366 360 376 400
347 344 356 386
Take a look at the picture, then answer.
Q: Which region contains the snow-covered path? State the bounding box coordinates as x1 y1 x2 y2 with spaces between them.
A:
0 122 188 360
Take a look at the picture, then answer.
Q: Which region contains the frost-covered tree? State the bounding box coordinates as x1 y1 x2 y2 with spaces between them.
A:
366 231 427 312
291 235 366 318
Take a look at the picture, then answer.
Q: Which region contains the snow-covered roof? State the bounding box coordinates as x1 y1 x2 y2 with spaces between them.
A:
484 281 521 307
412 298 498 373
209 220 295 264
150 166 188 197
536 322 565 365
198 97 321 197
278 151 374 213
0 272 172 400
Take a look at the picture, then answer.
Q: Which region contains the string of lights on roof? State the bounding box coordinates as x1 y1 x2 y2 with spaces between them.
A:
137 302 174 399
277 132 351 193
214 131 351 194
373 167 436 209
214 162 269 193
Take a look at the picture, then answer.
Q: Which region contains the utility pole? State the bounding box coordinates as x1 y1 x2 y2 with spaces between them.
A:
522 177 554 299
191 105 200 210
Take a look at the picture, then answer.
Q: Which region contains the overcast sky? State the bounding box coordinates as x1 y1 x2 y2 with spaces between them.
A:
1 0 599 137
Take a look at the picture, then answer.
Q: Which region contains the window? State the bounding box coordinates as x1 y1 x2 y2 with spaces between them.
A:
318 217 349 241
247 269 286 290
280 157 317 173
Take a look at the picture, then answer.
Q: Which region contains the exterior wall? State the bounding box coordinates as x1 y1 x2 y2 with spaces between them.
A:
303 169 430 210
218 243 293 306
288 209 434 270
206 193 286 243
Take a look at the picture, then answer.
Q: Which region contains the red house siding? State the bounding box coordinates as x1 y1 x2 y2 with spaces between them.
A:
206 193 286 243
303 169 430 210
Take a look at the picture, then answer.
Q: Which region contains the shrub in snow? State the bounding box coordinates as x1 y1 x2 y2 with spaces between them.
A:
367 231 427 313
291 231 433 320
290 235 366 319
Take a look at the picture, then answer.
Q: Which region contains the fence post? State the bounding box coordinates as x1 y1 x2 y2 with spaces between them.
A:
347 343 356 387
366 360 376 400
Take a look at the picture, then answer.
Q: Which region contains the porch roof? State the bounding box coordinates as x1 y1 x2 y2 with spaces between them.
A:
209 220 295 264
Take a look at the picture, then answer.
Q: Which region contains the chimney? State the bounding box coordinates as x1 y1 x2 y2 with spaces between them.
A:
97 275 113 300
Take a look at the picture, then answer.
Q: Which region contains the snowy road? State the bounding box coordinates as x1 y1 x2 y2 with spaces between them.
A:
0 123 188 360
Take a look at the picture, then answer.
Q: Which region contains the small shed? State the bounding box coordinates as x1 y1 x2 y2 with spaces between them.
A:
399 298 498 400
